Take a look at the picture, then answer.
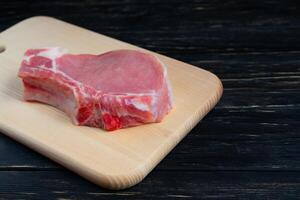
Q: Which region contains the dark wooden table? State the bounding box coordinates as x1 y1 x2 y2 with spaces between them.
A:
1 0 300 199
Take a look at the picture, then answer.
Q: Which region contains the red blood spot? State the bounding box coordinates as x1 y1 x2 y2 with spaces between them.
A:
77 106 93 123
102 114 121 131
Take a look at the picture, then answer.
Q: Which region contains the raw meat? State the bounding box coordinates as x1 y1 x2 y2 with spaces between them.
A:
18 48 173 131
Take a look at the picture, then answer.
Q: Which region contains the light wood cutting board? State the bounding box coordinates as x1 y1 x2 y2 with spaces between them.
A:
0 16 223 189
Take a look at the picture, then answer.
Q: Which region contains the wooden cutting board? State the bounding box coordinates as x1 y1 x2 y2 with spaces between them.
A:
0 16 223 189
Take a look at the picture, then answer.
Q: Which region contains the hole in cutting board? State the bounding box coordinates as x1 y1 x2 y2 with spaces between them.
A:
0 45 5 53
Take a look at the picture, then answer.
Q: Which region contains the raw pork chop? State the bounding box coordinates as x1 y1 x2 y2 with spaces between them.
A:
18 48 173 131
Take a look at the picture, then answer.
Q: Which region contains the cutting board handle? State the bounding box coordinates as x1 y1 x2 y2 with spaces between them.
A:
0 45 5 53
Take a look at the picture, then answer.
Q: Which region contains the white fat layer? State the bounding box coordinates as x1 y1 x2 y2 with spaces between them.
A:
165 77 174 107
151 93 158 120
24 55 34 63
130 99 149 111
37 47 68 60
154 54 167 78
154 55 174 107
37 47 68 70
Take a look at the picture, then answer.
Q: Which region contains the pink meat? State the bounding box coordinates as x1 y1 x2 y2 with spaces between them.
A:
18 48 173 131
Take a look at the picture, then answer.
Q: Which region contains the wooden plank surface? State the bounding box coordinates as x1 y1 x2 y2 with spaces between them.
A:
1 171 300 199
0 0 299 198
